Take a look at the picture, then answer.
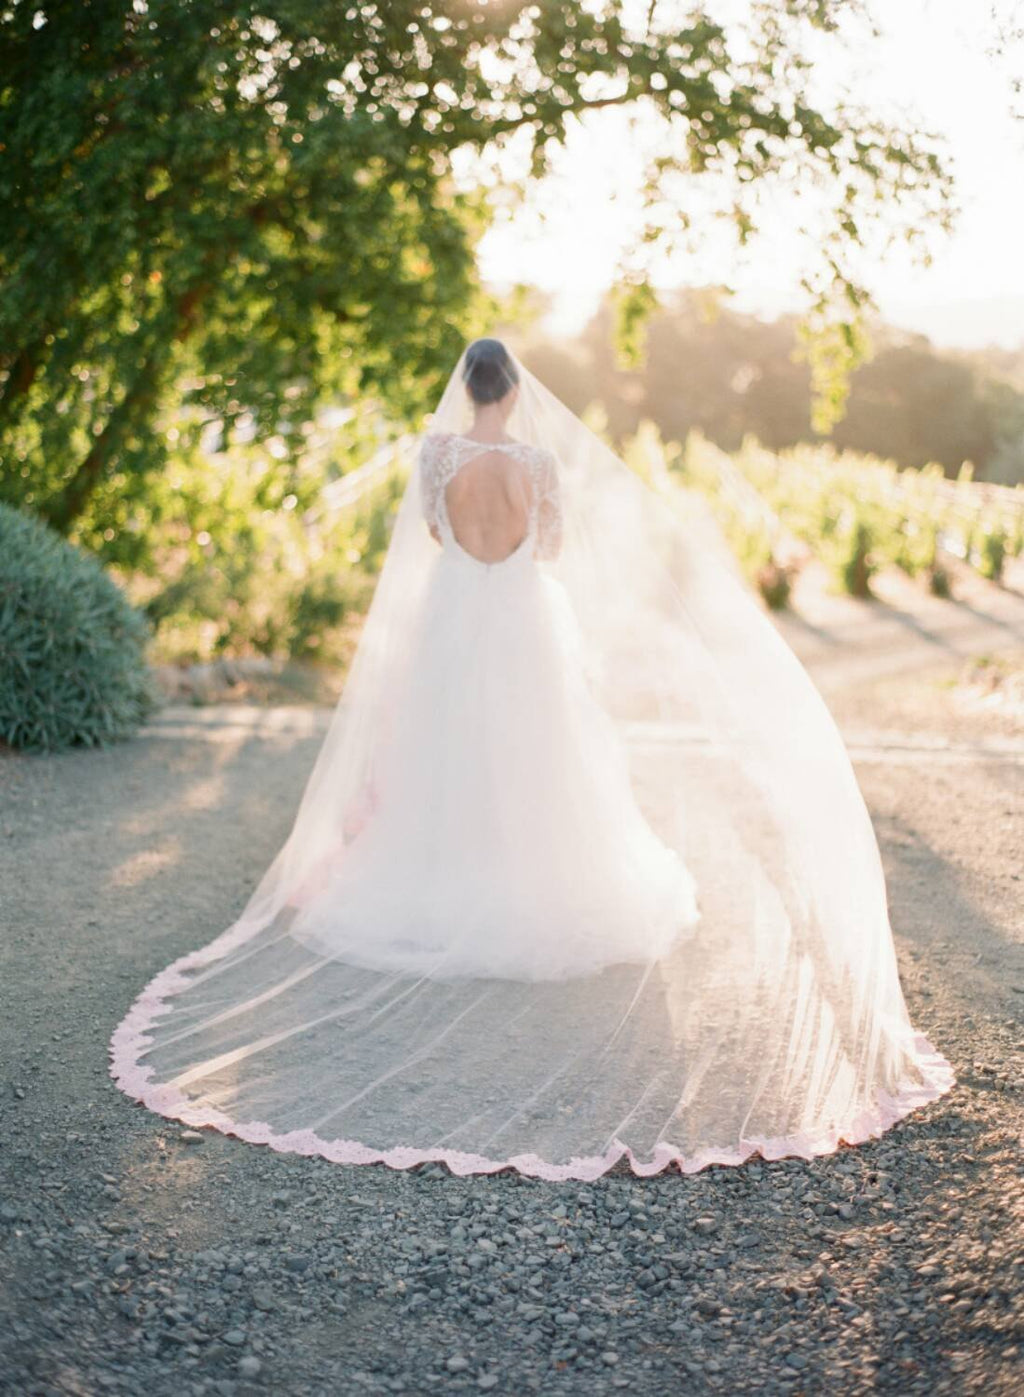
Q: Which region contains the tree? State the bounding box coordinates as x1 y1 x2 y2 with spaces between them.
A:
1 0 950 534
523 292 1024 482
834 342 997 475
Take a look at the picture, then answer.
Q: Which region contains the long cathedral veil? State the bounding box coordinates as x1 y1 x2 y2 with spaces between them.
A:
110 344 953 1179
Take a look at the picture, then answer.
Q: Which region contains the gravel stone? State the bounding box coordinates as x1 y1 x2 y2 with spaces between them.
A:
1 668 1021 1396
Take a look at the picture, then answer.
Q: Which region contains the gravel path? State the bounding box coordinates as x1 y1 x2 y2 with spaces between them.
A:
2 585 1022 1395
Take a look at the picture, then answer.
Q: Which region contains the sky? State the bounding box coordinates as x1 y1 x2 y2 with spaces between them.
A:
469 0 1024 350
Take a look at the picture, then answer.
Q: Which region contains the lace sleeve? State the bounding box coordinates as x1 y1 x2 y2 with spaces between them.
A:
534 448 563 561
418 435 448 541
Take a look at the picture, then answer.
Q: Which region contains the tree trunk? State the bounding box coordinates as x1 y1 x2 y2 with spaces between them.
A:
44 346 164 533
45 274 214 532
0 345 42 417
43 194 281 531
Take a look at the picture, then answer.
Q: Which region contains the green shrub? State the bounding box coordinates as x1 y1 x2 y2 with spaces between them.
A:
929 564 952 598
977 524 1007 582
835 519 876 598
671 434 796 610
95 426 407 666
728 438 1021 590
1009 506 1024 558
755 558 794 610
0 504 154 752
891 517 939 578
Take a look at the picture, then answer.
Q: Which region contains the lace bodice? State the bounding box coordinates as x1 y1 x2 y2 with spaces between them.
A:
418 433 562 562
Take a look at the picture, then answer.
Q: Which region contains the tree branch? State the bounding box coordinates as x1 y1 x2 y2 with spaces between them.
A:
0 345 42 417
46 343 164 532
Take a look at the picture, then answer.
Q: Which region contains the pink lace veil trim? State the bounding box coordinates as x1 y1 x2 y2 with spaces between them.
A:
109 943 954 1182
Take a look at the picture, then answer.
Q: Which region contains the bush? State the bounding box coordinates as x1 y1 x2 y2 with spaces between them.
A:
669 433 797 610
755 558 794 610
136 475 399 664
929 564 952 598
836 519 876 598
88 424 407 667
977 524 1007 582
0 504 155 752
728 438 1022 590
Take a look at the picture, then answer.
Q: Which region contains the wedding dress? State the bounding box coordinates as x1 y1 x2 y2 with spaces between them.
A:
289 433 698 981
110 342 953 1179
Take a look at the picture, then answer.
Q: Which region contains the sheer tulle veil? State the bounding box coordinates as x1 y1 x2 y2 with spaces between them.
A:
110 341 953 1179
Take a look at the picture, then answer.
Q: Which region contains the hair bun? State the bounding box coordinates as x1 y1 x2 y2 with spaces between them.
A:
462 338 519 405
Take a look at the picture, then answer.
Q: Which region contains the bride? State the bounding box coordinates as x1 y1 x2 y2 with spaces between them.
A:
289 339 698 982
110 337 952 1180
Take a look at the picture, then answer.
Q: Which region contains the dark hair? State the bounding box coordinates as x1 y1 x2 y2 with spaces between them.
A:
462 338 519 405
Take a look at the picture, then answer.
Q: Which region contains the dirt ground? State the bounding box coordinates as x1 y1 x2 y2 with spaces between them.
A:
1 565 1022 1395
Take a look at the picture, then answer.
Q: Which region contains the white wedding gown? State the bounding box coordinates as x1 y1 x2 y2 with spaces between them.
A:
109 349 952 1181
290 434 699 980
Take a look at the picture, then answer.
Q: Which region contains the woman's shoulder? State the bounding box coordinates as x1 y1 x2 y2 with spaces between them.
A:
504 439 556 466
420 430 457 449
419 433 554 467
525 442 557 472
418 432 458 469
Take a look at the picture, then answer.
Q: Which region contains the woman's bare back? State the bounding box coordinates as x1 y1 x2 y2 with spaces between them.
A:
444 448 532 564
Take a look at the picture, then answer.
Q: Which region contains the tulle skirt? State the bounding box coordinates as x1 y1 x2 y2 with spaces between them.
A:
109 354 953 1180
289 542 699 980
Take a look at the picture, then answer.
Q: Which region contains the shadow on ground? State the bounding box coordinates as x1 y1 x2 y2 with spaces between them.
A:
0 732 1020 1396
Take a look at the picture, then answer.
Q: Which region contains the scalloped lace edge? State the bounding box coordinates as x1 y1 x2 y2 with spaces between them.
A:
108 945 956 1182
